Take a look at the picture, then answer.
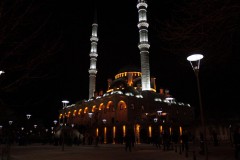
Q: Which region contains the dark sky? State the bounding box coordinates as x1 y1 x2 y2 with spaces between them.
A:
0 0 240 125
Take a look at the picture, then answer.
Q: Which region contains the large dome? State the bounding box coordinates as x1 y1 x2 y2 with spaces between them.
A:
118 64 140 73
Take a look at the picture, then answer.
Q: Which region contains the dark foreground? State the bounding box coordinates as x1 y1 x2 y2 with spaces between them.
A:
1 143 236 160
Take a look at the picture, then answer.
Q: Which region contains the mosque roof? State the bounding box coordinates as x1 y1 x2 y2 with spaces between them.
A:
118 65 140 73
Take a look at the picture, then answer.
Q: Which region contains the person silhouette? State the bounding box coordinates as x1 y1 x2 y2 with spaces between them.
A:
233 126 240 160
124 133 132 152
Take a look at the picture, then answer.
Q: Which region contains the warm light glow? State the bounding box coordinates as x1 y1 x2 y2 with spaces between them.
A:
169 127 172 135
115 71 141 80
179 126 182 135
73 110 77 116
113 126 116 144
92 106 96 112
160 125 163 133
135 124 140 144
104 127 107 144
149 126 152 137
67 111 71 117
187 54 203 61
123 125 126 137
78 109 82 115
161 112 167 116
99 103 104 110
84 107 88 113
96 128 99 136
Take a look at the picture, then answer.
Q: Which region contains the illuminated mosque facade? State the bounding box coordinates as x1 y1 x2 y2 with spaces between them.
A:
58 0 194 144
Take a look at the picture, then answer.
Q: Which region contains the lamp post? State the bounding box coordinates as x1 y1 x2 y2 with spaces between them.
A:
102 119 107 144
88 112 93 134
26 114 32 144
8 121 13 143
53 120 58 125
26 114 31 120
61 100 69 151
26 114 31 132
53 120 57 134
4 120 13 160
187 53 208 160
0 70 4 75
157 110 162 116
8 121 13 126
0 125 2 144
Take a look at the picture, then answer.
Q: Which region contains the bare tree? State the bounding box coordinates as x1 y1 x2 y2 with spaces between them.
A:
151 0 240 65
0 0 64 118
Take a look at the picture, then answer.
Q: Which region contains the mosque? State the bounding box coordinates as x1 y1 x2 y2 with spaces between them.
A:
58 0 194 144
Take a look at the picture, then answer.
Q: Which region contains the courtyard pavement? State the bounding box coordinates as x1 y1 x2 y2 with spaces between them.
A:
1 142 236 160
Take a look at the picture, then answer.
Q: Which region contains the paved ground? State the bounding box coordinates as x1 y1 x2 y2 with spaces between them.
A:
1 143 236 160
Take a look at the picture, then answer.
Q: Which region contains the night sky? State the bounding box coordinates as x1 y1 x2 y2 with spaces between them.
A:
0 0 240 126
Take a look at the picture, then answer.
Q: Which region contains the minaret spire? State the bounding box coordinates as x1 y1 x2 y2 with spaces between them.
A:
88 3 98 99
137 0 151 91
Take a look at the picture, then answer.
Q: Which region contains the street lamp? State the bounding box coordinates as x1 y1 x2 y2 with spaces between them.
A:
88 112 93 119
187 53 208 160
88 112 93 133
53 120 58 125
26 114 31 120
157 110 162 116
61 100 69 151
62 100 69 109
8 121 13 146
8 121 13 125
102 119 107 144
0 70 4 75
102 119 106 124
154 118 158 123
26 114 32 142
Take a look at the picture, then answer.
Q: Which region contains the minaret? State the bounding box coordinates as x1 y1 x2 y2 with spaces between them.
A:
88 9 98 99
137 0 151 91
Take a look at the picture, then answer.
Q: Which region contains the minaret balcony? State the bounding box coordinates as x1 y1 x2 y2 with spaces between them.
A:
137 22 149 28
89 53 98 57
88 69 97 74
138 43 150 49
137 2 148 9
90 37 99 42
